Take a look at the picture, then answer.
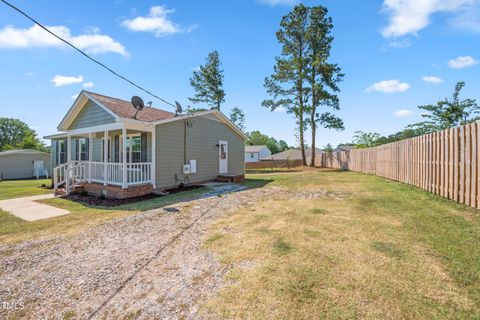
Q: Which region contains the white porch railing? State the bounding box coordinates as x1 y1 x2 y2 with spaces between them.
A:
53 161 152 195
127 162 152 185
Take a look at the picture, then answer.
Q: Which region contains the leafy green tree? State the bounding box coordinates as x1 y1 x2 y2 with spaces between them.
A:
409 81 479 132
306 6 344 166
353 131 381 148
246 130 288 154
229 107 246 131
322 143 334 153
0 118 46 152
189 51 225 110
263 4 310 165
376 127 432 145
276 140 290 152
336 143 355 150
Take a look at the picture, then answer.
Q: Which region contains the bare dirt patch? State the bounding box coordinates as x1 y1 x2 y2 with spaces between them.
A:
0 184 269 319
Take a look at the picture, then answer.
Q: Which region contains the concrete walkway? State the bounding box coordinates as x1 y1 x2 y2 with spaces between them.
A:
0 194 70 221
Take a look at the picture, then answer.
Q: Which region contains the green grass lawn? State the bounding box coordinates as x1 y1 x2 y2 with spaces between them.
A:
0 182 211 244
0 179 52 200
203 168 480 319
3 170 480 318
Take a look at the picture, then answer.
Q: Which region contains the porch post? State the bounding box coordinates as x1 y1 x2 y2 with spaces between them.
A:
122 126 127 189
103 130 108 186
88 132 93 183
67 134 72 163
151 129 156 188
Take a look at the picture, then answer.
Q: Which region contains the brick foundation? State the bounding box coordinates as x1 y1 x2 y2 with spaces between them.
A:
217 174 245 183
232 174 245 183
80 182 153 199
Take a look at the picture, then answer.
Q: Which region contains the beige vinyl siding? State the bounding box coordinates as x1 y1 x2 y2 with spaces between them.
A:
0 152 51 179
68 100 115 130
155 116 245 189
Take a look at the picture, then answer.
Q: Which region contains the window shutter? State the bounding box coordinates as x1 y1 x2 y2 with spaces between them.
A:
114 135 119 163
85 138 89 160
54 140 58 166
141 132 147 162
74 139 79 161
62 139 67 164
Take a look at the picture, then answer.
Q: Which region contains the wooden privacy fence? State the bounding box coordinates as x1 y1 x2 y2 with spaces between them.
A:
318 121 480 209
246 159 303 170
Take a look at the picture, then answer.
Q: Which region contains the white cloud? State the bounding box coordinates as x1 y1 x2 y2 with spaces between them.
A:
71 94 79 100
122 6 194 37
448 2 480 32
274 106 287 113
51 75 84 87
394 109 414 117
448 55 479 68
422 76 444 83
25 71 34 77
257 0 298 6
82 82 94 88
380 0 479 38
0 24 128 56
366 80 411 93
387 39 412 48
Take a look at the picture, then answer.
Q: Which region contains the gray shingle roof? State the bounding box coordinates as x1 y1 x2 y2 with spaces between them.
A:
261 148 322 160
0 149 49 157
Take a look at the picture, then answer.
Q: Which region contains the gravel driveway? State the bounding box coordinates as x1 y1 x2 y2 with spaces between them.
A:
0 184 270 320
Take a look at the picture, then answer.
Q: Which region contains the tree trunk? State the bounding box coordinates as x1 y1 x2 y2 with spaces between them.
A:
310 69 317 167
310 115 316 167
299 112 307 166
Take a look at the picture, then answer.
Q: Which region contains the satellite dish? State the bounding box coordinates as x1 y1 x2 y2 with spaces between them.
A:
131 96 144 119
175 101 183 115
131 96 144 111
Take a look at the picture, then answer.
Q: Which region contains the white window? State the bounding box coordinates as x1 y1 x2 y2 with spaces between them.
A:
58 140 66 164
79 138 88 160
125 135 142 163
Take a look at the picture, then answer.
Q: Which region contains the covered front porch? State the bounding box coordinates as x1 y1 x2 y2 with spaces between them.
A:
50 121 156 196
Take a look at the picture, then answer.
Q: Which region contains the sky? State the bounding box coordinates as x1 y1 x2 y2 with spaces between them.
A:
0 0 479 148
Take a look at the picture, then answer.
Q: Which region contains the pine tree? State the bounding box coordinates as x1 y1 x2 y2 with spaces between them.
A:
229 107 246 131
263 4 310 165
189 51 225 110
306 6 344 166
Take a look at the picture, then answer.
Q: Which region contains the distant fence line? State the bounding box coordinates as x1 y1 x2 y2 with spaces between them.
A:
246 159 304 170
318 121 480 209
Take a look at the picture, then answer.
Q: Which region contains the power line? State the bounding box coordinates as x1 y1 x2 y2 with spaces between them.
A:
0 0 176 109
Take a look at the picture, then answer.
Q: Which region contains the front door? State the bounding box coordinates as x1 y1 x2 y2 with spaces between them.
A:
219 140 228 174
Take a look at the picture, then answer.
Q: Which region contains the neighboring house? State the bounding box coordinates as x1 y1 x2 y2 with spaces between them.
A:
0 149 51 180
44 90 246 199
263 148 322 162
334 145 355 152
245 145 271 163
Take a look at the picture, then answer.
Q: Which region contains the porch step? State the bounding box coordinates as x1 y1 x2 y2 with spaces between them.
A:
55 188 66 196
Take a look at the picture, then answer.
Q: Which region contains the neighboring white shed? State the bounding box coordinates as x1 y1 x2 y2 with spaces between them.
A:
245 145 271 163
0 149 51 180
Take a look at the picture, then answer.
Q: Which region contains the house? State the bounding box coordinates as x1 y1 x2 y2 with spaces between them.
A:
44 91 246 199
245 145 271 163
262 148 322 162
334 145 355 152
0 149 51 180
